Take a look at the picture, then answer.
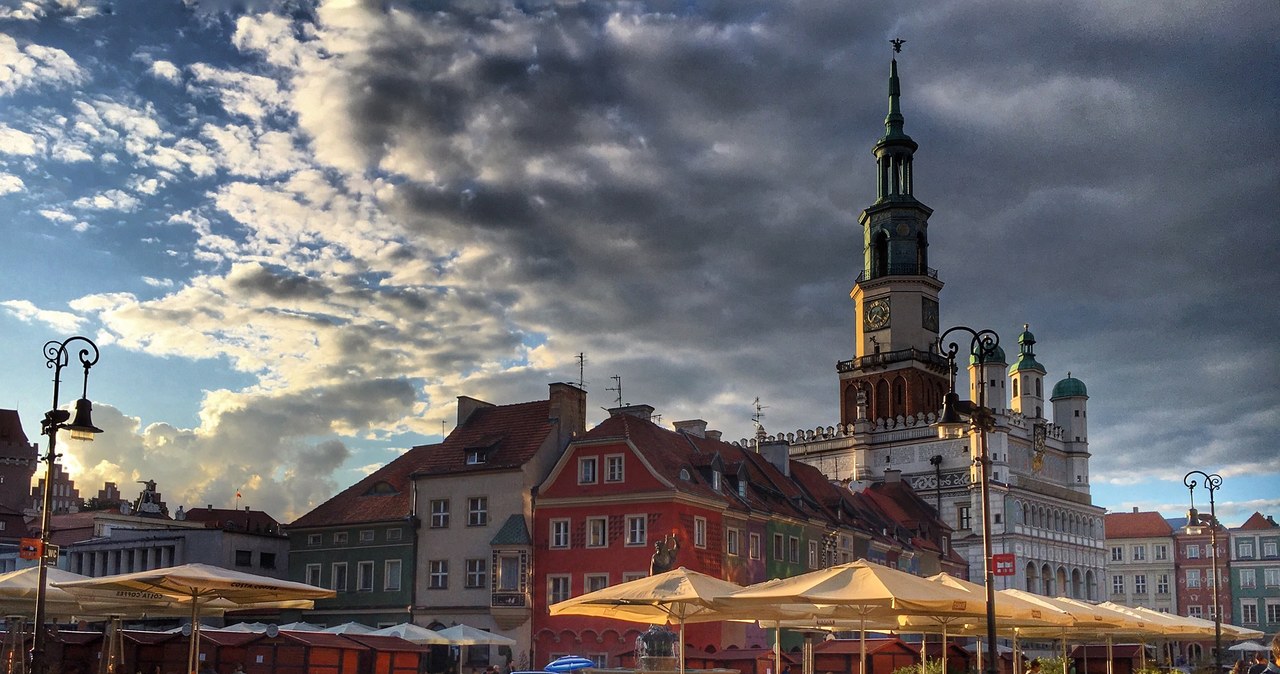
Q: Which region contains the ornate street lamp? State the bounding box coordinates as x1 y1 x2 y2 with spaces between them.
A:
934 326 1001 674
1183 470 1223 672
31 337 104 674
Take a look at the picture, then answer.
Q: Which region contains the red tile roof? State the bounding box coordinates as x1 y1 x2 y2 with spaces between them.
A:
181 507 282 534
1104 511 1174 538
0 409 31 446
1238 511 1278 530
291 398 556 528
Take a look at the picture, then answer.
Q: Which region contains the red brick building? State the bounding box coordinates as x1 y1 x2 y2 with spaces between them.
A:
1173 518 1230 663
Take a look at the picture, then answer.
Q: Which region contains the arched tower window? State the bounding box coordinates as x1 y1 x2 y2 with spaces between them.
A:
893 377 906 416
916 232 927 273
1035 378 1042 397
872 232 888 278
1012 378 1019 397
875 379 890 422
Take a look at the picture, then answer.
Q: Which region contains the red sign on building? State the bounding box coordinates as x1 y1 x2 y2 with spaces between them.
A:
992 553 1016 576
18 538 41 560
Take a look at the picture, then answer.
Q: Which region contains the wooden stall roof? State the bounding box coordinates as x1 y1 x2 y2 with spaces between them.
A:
54 631 101 646
814 638 915 656
277 631 372 650
121 631 179 645
199 631 262 647
341 634 433 653
712 648 799 663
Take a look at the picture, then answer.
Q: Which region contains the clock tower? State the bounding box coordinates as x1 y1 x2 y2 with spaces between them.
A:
839 48 949 425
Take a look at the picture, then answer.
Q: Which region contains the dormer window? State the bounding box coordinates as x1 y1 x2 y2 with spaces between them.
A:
466 449 486 465
711 471 721 491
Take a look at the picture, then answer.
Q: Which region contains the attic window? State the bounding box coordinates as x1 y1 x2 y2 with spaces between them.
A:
679 468 691 481
711 471 721 491
364 481 398 496
466 449 487 465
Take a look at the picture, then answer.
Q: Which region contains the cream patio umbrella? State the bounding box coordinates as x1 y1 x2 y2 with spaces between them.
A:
366 623 451 644
549 567 770 674
720 560 990 674
56 563 334 674
435 624 516 646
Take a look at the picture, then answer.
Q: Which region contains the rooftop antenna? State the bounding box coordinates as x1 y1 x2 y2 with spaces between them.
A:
576 353 587 390
441 420 447 438
606 375 623 408
891 38 905 53
752 397 768 450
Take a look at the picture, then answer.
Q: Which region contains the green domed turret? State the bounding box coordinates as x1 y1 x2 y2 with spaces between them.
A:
1007 324 1045 374
1051 373 1088 400
969 342 1006 365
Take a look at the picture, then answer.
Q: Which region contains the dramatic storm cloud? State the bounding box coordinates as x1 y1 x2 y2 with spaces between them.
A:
1 0 1276 521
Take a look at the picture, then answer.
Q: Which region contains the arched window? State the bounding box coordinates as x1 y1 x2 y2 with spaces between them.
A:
1012 378 1019 397
893 377 907 416
872 232 889 278
1036 378 1042 396
916 232 928 273
875 380 890 422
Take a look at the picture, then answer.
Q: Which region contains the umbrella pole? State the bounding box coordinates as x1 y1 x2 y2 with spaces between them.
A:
679 615 686 674
1105 636 1113 674
859 615 867 674
188 598 199 674
976 637 982 674
772 622 781 674
1139 640 1146 672
1013 632 1021 674
942 625 948 674
920 632 926 674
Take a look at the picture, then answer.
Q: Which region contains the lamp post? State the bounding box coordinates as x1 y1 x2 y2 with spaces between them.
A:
1182 470 1223 673
32 337 104 674
934 326 1001 674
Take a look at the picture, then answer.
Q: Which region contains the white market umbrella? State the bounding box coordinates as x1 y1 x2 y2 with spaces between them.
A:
56 563 333 674
368 622 451 644
320 621 375 634
435 624 516 646
277 621 324 632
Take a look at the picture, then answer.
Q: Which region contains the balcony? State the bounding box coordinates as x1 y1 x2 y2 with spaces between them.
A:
838 347 950 373
856 265 939 283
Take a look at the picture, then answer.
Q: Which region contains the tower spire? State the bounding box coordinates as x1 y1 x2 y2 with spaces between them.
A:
885 39 907 140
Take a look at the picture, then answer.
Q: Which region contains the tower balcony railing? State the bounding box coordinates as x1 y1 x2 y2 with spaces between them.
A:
837 346 949 372
856 264 938 283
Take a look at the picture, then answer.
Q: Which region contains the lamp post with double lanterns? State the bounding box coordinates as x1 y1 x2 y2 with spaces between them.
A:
31 336 104 674
1182 470 1223 672
933 325 1001 674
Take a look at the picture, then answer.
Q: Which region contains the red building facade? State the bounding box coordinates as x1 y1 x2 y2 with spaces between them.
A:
1173 521 1231 663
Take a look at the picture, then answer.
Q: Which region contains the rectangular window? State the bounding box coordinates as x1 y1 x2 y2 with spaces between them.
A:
468 497 488 526
1265 568 1280 588
788 536 800 564
387 528 403 541
1154 544 1168 561
1134 574 1147 594
548 575 571 604
1132 545 1145 561
585 573 609 593
1188 605 1202 618
550 519 570 548
605 455 624 482
359 529 375 543
497 554 520 591
578 457 598 484
357 561 374 592
260 552 276 569
1111 547 1123 562
1186 569 1201 588
384 559 402 591
1240 542 1255 559
726 528 739 556
307 533 321 546
466 558 487 589
466 448 486 465
749 533 761 560
1267 602 1280 623
694 517 707 548
234 550 252 567
1265 541 1278 557
1240 602 1258 624
587 517 608 548
808 540 819 569
1157 574 1170 594
430 499 450 528
332 562 348 592
334 532 349 544
623 572 647 583
957 505 971 530
626 515 646 546
428 560 448 589
1186 545 1200 559
305 563 321 587
773 533 784 561
1240 569 1257 589
1112 575 1124 595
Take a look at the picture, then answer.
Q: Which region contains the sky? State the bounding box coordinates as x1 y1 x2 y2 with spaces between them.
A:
1 0 1277 525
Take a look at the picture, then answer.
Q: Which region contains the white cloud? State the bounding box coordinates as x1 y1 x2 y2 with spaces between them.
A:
149 60 182 84
73 188 141 211
0 173 23 194
0 124 43 155
0 299 85 332
188 62 287 121
0 34 86 96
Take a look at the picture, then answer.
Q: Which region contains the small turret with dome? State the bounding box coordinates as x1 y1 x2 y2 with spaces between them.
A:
1008 324 1046 419
1052 370 1089 460
969 339 1008 411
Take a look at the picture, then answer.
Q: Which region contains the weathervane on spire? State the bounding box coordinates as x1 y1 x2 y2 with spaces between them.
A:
891 38 905 54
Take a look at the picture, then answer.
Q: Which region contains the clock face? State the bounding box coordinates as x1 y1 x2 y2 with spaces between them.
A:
865 298 890 330
922 298 939 332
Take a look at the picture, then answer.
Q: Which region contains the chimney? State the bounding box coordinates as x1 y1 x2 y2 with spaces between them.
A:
207 504 213 510
456 396 494 427
672 420 708 438
1133 507 1139 514
705 429 722 441
884 469 902 484
245 506 251 512
608 404 655 421
1268 515 1277 526
758 439 790 478
548 383 587 448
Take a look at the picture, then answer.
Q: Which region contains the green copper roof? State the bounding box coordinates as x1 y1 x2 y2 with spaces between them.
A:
1051 373 1088 400
490 514 531 546
969 342 1006 365
1007 324 1045 374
